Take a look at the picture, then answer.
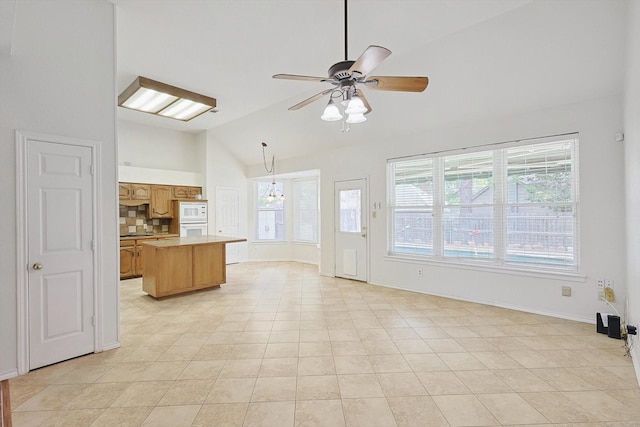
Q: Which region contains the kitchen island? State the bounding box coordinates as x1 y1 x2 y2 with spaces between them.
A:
141 235 246 298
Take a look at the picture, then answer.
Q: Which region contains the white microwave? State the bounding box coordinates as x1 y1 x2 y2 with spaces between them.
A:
178 201 207 223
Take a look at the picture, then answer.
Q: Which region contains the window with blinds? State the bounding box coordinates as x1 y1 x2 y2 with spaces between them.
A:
387 135 578 271
256 181 285 241
293 179 318 243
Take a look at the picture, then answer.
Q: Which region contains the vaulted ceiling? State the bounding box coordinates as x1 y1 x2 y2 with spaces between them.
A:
88 1 633 165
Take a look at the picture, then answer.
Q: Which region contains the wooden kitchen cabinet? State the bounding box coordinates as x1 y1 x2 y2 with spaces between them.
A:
142 236 246 298
135 245 144 276
120 244 136 279
119 183 151 202
149 185 173 218
173 186 202 199
120 235 178 279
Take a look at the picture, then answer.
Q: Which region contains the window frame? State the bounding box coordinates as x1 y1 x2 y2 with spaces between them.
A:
255 180 286 242
387 135 580 275
292 178 319 244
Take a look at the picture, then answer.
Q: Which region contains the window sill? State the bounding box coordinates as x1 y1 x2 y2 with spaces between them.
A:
384 254 586 282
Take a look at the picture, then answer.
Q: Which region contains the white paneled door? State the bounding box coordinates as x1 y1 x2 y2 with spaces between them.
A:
335 179 368 282
216 187 240 264
27 140 95 369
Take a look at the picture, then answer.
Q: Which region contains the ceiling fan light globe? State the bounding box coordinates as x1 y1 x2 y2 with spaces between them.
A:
346 112 367 124
345 94 367 115
321 99 343 121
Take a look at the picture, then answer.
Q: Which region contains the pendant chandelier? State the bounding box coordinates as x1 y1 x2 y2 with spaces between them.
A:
262 142 285 202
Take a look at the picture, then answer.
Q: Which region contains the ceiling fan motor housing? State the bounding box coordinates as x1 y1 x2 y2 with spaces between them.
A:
329 60 356 80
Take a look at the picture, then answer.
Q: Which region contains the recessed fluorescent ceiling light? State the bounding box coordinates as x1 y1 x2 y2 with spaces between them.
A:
118 76 217 121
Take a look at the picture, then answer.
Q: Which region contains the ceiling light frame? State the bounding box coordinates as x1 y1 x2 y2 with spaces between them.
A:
118 76 217 121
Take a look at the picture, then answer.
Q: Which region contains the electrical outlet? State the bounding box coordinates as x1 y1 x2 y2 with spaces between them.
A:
562 286 571 297
417 269 423 277
598 290 605 301
605 279 614 289
597 279 605 289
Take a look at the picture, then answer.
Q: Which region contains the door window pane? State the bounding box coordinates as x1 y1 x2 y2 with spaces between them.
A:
339 189 361 232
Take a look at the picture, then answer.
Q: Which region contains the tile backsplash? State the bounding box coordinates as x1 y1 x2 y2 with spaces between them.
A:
119 205 171 236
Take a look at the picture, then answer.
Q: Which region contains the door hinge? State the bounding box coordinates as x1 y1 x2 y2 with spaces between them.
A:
91 240 95 251
90 164 95 176
92 316 96 327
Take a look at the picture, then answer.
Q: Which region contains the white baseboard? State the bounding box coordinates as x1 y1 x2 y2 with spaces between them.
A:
101 341 122 352
0 369 18 381
631 336 640 387
368 279 593 324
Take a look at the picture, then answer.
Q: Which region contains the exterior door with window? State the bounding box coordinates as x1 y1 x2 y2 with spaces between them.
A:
334 179 368 281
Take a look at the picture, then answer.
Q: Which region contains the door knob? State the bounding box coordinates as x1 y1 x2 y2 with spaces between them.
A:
33 263 44 270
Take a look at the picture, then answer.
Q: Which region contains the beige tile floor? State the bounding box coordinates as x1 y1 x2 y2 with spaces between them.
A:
9 261 640 427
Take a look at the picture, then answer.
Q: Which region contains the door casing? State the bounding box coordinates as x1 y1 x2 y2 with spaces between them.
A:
334 178 369 282
216 186 240 264
15 130 103 375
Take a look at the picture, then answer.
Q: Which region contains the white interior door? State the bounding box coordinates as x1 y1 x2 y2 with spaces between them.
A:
216 187 240 264
27 140 95 369
335 179 368 281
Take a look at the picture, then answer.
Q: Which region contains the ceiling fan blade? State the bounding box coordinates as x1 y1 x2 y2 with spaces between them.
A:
289 88 334 111
364 76 429 92
273 74 329 83
356 89 372 114
348 45 391 77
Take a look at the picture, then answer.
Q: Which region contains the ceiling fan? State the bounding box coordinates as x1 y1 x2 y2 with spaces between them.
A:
273 0 429 127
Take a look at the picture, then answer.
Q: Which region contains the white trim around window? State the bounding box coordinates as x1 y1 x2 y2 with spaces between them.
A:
387 133 580 275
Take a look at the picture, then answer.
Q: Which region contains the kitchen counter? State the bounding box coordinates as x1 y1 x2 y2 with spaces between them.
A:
120 233 178 241
140 235 247 298
140 235 245 247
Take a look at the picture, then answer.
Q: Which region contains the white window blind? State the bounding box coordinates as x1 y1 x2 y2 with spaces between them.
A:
293 179 318 243
387 135 578 271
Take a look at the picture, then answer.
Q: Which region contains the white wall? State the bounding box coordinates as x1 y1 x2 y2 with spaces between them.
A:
260 95 625 323
118 120 202 172
204 131 250 261
624 0 640 382
0 0 117 378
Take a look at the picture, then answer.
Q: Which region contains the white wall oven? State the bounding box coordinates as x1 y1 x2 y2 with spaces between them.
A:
180 222 208 237
177 201 208 237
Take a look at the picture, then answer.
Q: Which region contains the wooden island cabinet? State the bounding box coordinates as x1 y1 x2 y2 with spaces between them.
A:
141 236 246 298
119 234 179 279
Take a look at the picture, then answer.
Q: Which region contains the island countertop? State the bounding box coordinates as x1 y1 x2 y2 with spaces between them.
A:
140 235 246 248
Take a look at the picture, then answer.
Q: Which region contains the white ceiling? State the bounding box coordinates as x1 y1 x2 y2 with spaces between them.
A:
115 0 626 165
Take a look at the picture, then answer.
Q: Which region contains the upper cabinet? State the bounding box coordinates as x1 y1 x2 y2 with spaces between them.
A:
119 183 151 203
149 185 173 218
119 182 203 215
173 186 202 199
